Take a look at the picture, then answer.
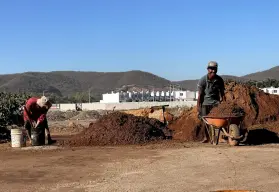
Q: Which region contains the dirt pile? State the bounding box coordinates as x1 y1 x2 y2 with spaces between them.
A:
148 110 174 123
169 82 279 141
122 108 154 117
123 108 175 123
208 102 245 117
47 111 79 121
70 111 101 120
168 107 204 141
166 107 189 118
47 111 67 121
62 112 169 146
225 82 279 126
50 121 87 135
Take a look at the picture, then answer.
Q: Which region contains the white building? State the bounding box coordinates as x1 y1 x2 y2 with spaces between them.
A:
100 92 121 103
100 90 197 103
260 87 279 95
173 90 196 101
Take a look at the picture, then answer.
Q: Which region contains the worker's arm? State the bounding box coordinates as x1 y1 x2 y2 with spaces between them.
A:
220 78 226 102
35 102 52 128
35 113 47 128
197 77 206 114
197 91 204 109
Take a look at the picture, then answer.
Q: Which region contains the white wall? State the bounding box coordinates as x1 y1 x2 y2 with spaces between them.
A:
59 104 76 111
50 104 60 110
81 101 197 111
51 101 197 111
81 103 107 110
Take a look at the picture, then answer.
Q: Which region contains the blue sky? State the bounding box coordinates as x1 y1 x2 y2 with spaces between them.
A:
0 0 279 80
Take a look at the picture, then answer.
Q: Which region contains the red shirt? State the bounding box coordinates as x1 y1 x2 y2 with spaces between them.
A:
23 97 47 122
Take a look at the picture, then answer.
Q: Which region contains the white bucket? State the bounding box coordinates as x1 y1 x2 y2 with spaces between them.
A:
11 129 26 148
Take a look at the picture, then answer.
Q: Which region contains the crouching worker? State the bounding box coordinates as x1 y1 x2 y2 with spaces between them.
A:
23 96 56 145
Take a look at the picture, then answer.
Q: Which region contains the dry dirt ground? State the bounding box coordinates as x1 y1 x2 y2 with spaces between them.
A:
0 139 278 192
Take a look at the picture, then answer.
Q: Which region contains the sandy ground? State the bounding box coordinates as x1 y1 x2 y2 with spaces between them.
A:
0 140 278 192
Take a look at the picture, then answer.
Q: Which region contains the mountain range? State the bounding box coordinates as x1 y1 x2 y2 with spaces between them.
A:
0 66 278 99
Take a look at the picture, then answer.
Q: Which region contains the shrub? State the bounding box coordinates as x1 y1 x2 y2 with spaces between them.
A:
0 92 31 131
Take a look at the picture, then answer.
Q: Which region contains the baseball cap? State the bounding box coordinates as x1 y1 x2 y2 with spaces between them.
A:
207 61 218 68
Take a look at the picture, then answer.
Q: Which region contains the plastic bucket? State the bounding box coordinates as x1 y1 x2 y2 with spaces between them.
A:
31 128 45 146
11 128 26 147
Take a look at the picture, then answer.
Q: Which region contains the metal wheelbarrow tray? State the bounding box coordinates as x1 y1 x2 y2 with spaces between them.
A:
201 115 246 146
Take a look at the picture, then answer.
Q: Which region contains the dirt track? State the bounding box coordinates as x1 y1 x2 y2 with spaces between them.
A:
0 141 278 192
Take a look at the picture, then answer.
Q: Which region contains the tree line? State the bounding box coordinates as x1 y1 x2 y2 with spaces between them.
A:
244 78 279 88
36 78 279 103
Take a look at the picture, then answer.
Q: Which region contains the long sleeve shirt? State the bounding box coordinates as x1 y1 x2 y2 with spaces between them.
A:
23 97 48 122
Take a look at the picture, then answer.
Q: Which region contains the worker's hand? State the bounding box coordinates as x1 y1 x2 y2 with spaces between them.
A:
34 121 40 129
223 96 226 102
30 121 36 128
220 96 226 103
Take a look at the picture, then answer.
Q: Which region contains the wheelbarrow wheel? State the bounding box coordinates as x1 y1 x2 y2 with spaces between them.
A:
228 124 240 146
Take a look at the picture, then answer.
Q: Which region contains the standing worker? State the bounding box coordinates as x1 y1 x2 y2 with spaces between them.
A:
23 96 56 145
197 61 226 143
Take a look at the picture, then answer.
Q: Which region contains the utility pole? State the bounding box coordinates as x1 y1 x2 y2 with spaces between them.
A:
88 89 91 103
153 88 155 102
169 84 171 102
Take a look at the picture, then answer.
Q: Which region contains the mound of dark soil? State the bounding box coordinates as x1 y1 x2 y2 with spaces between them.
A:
63 112 169 146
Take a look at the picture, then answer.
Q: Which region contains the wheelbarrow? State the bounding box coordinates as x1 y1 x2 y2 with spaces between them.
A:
201 115 247 146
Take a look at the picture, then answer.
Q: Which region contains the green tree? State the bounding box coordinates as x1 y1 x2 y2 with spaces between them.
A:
0 92 31 131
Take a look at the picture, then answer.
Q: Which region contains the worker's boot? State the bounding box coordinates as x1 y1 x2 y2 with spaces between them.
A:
201 137 209 143
201 131 210 143
47 134 56 145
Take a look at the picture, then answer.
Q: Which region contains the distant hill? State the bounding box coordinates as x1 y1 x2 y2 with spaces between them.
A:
0 70 171 99
242 66 279 81
175 75 248 91
0 66 277 100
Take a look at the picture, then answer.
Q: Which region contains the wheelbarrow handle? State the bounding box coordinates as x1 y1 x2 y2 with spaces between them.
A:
200 116 210 124
221 128 244 140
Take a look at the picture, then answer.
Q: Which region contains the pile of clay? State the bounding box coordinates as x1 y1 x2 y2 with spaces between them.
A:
207 102 245 117
62 112 169 146
169 82 279 141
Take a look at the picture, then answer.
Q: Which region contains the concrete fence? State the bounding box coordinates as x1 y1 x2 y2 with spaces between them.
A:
54 101 197 111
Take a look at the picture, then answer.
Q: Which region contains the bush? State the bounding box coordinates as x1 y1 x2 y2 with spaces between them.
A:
0 92 31 131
